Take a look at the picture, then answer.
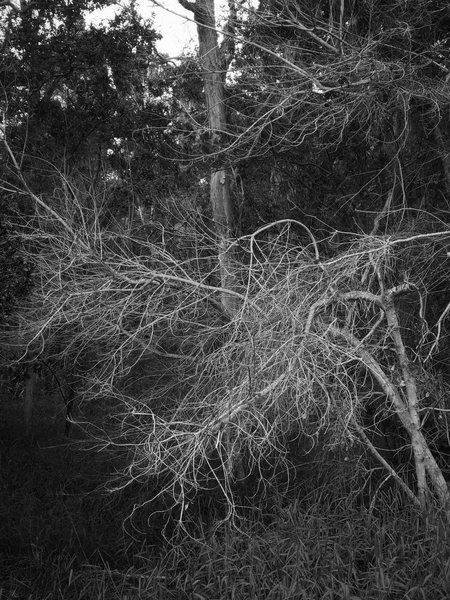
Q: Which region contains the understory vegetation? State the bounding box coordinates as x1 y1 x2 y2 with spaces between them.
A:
1 186 450 599
2 409 450 600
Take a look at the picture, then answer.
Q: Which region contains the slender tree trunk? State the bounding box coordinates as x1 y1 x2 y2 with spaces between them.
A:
332 296 450 514
384 294 450 510
179 0 238 315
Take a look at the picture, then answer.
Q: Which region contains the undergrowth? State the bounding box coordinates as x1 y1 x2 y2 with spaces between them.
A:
1 414 450 600
1 184 450 598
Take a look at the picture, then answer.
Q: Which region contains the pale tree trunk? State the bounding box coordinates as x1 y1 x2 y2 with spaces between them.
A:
331 292 450 514
384 293 450 510
178 0 238 315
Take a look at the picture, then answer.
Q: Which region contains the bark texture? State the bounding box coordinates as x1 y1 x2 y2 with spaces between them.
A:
179 0 238 315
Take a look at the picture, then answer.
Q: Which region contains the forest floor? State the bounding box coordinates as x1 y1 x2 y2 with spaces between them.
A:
1 384 450 599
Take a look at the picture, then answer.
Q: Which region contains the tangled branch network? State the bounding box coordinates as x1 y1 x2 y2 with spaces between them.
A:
3 193 450 519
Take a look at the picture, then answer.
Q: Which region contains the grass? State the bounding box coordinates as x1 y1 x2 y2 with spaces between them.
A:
4 501 449 599
2 405 450 600
154 498 450 600
1 361 450 597
1 315 450 599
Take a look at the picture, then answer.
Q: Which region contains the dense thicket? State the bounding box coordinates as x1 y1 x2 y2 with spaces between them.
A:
1 5 450 592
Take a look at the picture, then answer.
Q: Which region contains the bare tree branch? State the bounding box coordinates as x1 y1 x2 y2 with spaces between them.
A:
353 420 420 508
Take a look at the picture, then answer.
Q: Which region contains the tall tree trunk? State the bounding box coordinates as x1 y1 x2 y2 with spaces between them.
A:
178 0 238 315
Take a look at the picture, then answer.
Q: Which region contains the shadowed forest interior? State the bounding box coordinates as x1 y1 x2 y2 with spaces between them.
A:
1 0 450 598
